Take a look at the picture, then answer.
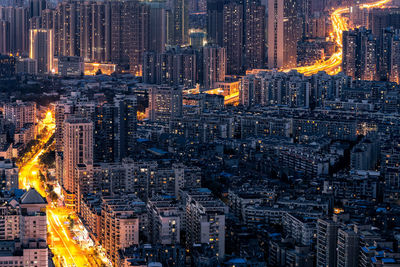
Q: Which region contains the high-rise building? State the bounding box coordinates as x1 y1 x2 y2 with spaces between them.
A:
244 1 265 70
0 6 29 54
391 35 400 83
207 0 224 46
124 1 149 75
211 0 265 74
76 163 94 214
343 28 377 80
53 0 152 73
113 94 137 161
316 218 338 267
378 28 400 83
148 86 183 122
143 47 197 87
29 15 41 29
54 2 79 57
145 1 167 53
267 0 301 69
79 1 107 63
29 0 46 18
15 57 37 74
100 195 140 266
342 29 358 79
337 228 359 267
184 188 227 259
79 1 94 62
363 35 377 81
166 0 188 45
40 8 53 30
92 2 107 62
0 20 10 54
189 30 206 50
62 117 93 209
223 2 243 74
93 102 114 163
202 45 226 89
381 138 400 201
368 8 400 36
29 28 53 73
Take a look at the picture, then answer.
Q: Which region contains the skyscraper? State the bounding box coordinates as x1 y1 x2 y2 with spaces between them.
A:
368 8 400 36
62 117 93 210
202 44 226 89
40 8 53 30
55 1 79 57
29 28 53 73
342 28 377 80
337 228 359 267
123 1 149 75
143 47 197 87
207 0 224 46
29 0 46 18
79 1 93 62
379 28 395 81
0 20 10 54
223 2 243 74
166 0 188 45
317 218 338 267
363 35 377 80
390 34 400 83
342 29 358 79
244 1 265 70
145 1 167 53
113 94 137 161
267 0 301 69
0 6 29 54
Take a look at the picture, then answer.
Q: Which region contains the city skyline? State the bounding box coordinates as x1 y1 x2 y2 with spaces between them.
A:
0 0 400 266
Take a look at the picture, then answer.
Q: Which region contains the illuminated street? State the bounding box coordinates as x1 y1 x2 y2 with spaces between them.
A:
18 111 110 267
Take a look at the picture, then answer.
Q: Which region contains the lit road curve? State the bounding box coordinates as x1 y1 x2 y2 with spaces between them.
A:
18 111 105 267
222 0 391 105
289 0 391 76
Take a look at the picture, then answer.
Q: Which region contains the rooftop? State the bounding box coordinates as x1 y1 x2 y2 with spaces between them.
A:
19 188 46 205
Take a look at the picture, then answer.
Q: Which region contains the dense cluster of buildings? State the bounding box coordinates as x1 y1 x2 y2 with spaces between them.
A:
0 64 387 265
1 0 400 266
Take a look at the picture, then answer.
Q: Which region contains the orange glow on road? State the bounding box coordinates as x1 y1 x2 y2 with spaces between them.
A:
288 0 391 76
18 111 109 267
84 62 116 76
137 111 147 121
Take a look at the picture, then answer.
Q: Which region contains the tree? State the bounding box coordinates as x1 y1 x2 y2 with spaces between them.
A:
67 215 75 230
39 171 46 183
39 150 55 168
49 191 58 203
